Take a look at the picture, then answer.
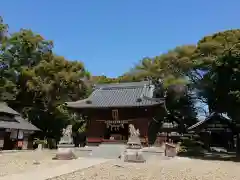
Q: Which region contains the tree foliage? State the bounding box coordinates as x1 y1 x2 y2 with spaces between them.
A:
0 17 89 141
0 21 53 101
204 51 240 116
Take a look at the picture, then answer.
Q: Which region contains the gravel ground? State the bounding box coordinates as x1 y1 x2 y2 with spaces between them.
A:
50 157 240 180
1 150 240 179
0 150 69 177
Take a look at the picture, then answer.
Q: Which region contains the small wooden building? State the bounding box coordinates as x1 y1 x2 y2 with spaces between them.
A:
66 81 165 145
0 102 40 150
188 113 233 149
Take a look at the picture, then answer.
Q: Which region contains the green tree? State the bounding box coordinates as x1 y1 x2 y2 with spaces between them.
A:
0 16 90 142
131 56 197 126
201 49 240 154
0 18 53 101
133 30 240 114
13 55 90 140
193 30 240 111
0 17 16 101
91 75 118 84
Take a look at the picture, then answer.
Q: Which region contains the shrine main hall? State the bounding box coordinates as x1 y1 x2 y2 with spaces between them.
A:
66 81 165 145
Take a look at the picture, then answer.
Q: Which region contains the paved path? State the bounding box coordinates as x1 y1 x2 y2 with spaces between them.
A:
91 144 126 159
0 157 110 180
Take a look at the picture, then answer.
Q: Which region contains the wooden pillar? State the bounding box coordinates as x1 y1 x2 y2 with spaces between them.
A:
202 131 211 150
206 131 211 150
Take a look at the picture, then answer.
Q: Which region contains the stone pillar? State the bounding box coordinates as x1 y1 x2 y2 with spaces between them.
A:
54 125 77 160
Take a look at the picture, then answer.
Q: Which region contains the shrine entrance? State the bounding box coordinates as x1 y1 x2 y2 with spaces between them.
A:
103 120 129 141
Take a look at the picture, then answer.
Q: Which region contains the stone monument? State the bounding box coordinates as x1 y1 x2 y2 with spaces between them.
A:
165 140 177 157
122 124 146 163
37 144 43 151
53 125 77 160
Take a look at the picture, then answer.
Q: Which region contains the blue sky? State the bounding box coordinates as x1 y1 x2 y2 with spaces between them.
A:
1 0 240 77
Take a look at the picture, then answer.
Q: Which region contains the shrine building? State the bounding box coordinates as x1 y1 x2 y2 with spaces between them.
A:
0 102 40 150
188 113 233 150
66 81 165 145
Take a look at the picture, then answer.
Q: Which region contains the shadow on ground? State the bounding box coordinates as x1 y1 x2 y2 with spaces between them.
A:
178 138 240 162
178 148 240 162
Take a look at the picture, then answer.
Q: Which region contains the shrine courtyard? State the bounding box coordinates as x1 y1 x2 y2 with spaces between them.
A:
0 148 239 180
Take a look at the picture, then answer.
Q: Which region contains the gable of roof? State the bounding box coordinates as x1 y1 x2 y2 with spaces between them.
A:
188 113 232 131
0 102 19 115
0 102 40 131
0 116 40 131
66 81 164 108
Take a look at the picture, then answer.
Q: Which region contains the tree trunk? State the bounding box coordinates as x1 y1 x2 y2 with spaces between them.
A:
147 119 161 145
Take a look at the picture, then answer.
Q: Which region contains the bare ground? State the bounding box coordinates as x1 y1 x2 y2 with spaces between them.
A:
50 156 240 180
0 150 68 177
1 150 240 180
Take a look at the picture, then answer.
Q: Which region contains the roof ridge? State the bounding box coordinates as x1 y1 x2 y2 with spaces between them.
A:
95 81 150 89
99 86 145 90
65 81 165 108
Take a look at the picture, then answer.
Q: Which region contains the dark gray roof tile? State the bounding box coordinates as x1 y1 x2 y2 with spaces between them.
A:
0 102 19 115
14 116 40 131
0 116 40 131
188 113 231 131
66 81 163 108
0 102 40 131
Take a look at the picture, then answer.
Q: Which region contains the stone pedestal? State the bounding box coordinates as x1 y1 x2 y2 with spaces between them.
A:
53 144 76 160
127 136 142 146
123 149 145 163
53 125 77 160
122 125 145 163
165 143 177 157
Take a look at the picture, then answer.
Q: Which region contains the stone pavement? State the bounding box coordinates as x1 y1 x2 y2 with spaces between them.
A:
0 157 110 180
91 144 126 159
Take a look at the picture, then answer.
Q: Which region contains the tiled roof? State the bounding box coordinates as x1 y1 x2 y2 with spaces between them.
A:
0 102 19 115
15 116 40 131
188 113 231 131
0 102 40 131
66 81 164 108
0 116 40 131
